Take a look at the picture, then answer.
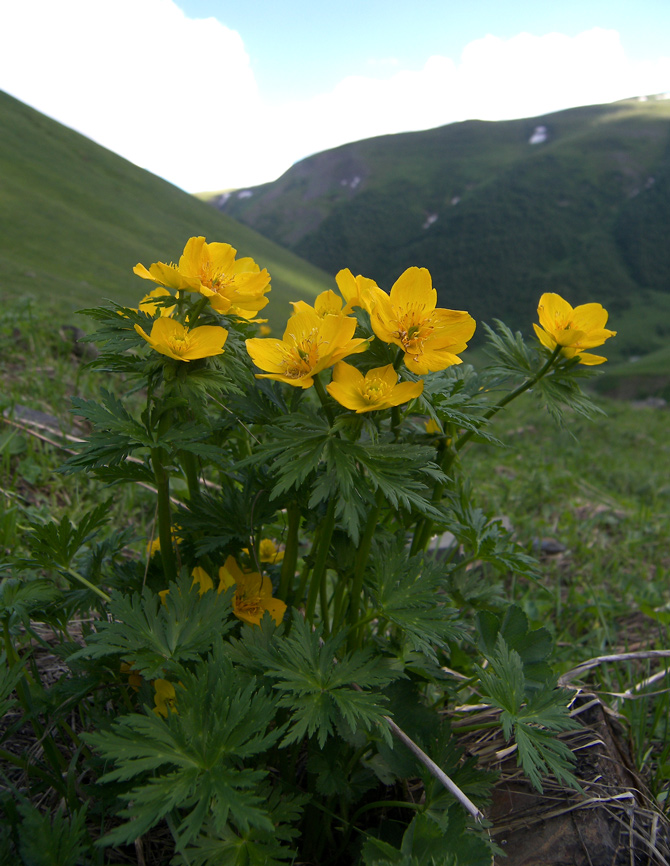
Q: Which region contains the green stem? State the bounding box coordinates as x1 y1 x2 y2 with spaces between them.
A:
453 345 563 455
279 502 301 604
151 448 178 584
180 449 200 501
0 745 67 790
313 374 335 425
65 568 111 602
304 498 337 625
347 489 383 649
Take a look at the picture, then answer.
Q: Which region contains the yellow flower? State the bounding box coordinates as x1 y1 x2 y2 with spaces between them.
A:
424 418 442 435
327 362 424 413
242 539 284 565
259 324 272 336
139 287 176 318
533 293 616 365
135 318 228 361
369 267 476 374
134 236 271 320
191 566 214 595
217 556 286 626
246 309 368 388
153 679 177 717
120 662 142 692
258 538 284 563
335 268 380 314
292 289 348 318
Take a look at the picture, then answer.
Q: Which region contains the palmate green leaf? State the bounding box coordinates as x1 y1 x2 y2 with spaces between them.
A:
247 613 396 748
482 320 605 423
443 486 541 580
85 642 281 850
477 605 553 689
173 785 305 866
17 802 89 866
476 634 580 792
358 443 445 519
71 573 235 677
368 546 465 663
61 390 153 472
18 500 112 572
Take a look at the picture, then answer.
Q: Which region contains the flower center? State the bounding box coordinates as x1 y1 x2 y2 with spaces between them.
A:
282 332 322 378
396 311 432 354
361 378 391 403
168 333 191 355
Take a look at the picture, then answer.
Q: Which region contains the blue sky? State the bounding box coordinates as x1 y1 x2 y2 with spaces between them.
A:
1 0 668 192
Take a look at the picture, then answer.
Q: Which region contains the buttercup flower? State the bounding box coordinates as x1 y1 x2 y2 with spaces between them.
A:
120 662 142 692
191 566 214 596
369 267 476 374
335 269 380 314
292 289 349 318
258 538 284 564
139 287 176 318
534 293 616 365
327 362 424 413
135 318 228 361
246 308 368 388
134 236 271 319
242 538 285 564
153 679 177 717
218 556 286 626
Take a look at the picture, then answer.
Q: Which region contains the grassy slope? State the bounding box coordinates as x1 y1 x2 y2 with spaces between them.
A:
0 90 333 329
210 99 670 374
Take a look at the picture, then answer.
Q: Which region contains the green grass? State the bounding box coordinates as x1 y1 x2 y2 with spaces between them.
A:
0 90 333 330
465 389 670 801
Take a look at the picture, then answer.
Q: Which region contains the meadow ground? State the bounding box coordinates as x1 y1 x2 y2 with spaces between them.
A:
1 296 669 860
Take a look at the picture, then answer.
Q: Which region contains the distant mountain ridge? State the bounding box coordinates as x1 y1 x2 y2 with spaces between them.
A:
206 97 670 358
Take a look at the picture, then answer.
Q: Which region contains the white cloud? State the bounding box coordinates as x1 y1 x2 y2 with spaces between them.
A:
1 6 668 193
0 0 264 191
270 28 670 170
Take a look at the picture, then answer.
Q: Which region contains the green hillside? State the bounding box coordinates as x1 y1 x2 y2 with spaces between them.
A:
208 97 670 365
0 90 333 329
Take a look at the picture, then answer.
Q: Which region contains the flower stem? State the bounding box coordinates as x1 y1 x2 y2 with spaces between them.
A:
279 502 301 604
453 344 563 454
151 448 178 584
304 498 336 625
347 488 383 649
313 374 335 425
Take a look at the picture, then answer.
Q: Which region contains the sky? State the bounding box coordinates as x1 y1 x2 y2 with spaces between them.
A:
1 0 669 193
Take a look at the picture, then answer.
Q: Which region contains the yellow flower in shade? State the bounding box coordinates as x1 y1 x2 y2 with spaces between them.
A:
533 293 616 365
153 679 177 717
259 538 284 564
191 566 214 595
370 267 476 374
217 556 286 626
134 236 271 320
139 287 176 318
291 289 348 318
246 309 368 388
120 662 142 692
259 324 272 336
135 318 228 362
335 269 380 314
424 418 442 435
327 362 424 413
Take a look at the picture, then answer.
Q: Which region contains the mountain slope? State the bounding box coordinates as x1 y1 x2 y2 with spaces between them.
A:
0 90 333 328
208 97 670 357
